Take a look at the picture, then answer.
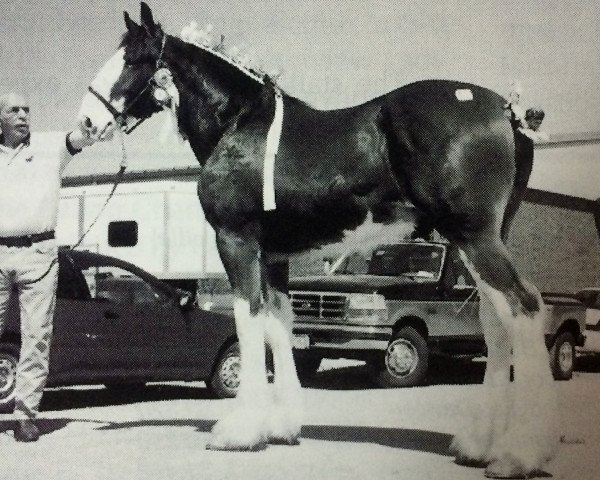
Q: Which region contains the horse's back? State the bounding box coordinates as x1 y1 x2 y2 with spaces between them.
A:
382 80 511 151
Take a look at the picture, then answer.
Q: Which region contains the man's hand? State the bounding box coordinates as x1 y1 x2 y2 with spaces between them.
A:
67 127 112 151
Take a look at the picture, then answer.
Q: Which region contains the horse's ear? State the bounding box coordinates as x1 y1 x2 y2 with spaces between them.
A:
124 11 139 32
140 2 157 33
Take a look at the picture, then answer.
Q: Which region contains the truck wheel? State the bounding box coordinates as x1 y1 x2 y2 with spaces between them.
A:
208 342 241 399
550 331 575 381
369 326 428 388
0 344 19 413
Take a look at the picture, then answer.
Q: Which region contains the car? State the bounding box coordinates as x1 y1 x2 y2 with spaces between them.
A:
575 287 600 329
0 249 241 411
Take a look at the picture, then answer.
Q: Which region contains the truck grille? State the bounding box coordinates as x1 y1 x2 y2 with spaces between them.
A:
290 292 348 319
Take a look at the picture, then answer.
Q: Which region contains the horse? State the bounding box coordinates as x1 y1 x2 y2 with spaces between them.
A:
77 3 559 477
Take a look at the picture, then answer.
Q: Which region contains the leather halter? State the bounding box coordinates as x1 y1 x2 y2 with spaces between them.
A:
87 34 167 134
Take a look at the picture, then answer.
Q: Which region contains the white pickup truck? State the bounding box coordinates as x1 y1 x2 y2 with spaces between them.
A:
289 241 587 387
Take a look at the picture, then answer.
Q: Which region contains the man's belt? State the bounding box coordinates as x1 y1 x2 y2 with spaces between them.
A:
0 231 55 248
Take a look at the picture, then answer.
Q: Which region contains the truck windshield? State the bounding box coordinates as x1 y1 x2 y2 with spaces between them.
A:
333 243 445 280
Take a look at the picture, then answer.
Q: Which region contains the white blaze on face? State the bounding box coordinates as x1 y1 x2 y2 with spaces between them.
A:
79 48 127 133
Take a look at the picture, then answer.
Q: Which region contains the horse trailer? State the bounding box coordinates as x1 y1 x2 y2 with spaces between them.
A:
57 180 226 282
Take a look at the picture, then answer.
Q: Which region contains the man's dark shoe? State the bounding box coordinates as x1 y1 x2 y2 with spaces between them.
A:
13 419 40 442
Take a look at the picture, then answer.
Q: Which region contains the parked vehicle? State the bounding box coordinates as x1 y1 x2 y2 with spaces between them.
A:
574 287 600 329
289 241 587 387
57 181 225 281
0 249 241 411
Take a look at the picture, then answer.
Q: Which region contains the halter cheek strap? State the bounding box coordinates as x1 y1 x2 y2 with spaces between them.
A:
87 86 126 123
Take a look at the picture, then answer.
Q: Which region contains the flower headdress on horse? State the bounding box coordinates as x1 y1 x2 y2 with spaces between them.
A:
180 22 281 85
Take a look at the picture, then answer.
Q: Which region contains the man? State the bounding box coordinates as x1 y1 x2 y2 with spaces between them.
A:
0 92 102 441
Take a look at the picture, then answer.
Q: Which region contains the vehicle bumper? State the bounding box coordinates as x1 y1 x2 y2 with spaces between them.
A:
293 322 392 350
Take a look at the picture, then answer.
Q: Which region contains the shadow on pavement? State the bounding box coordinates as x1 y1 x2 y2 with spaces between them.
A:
93 418 453 456
576 352 600 373
304 356 485 390
40 383 214 412
0 418 108 438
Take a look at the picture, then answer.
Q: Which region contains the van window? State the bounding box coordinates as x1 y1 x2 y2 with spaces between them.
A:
108 221 138 247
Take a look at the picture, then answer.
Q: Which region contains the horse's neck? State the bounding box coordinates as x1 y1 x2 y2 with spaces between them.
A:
165 37 267 164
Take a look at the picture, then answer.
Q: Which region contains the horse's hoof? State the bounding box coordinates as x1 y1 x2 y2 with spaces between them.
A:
449 438 489 468
484 457 546 479
269 435 300 446
206 441 268 452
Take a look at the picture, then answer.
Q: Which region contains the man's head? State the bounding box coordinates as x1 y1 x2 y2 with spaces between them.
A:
525 107 545 132
0 92 30 147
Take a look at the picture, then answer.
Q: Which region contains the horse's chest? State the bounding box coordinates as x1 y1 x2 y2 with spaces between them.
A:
198 139 264 225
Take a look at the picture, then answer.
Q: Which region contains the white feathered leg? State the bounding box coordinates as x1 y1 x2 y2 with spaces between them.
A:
452 248 559 477
207 298 270 451
451 294 512 467
264 290 303 444
485 286 559 478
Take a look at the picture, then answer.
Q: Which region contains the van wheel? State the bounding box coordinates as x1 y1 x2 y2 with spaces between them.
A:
208 343 241 399
550 331 575 380
369 326 428 387
0 344 19 413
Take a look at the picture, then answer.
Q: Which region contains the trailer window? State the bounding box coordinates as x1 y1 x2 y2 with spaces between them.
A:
108 221 138 247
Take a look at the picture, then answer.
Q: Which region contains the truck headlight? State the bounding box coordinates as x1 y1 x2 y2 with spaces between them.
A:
348 293 387 311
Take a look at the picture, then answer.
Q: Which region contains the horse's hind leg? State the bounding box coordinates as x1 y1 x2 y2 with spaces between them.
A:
263 263 303 444
451 293 512 467
455 238 559 478
206 231 270 451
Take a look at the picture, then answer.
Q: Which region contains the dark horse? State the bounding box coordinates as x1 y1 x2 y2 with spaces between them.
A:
78 4 558 477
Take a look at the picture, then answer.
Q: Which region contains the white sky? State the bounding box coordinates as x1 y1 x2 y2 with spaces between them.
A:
2 0 599 198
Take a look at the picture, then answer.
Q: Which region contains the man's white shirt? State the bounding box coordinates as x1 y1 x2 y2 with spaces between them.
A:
0 132 73 237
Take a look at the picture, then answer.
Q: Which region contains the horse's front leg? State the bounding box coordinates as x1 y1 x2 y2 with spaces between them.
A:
206 231 270 451
263 260 303 444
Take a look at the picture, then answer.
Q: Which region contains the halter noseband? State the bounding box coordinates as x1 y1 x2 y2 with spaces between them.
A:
87 34 168 134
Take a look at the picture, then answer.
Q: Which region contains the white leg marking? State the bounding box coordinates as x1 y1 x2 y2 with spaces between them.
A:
451 294 512 465
264 295 303 444
207 298 270 451
457 251 559 475
488 287 559 474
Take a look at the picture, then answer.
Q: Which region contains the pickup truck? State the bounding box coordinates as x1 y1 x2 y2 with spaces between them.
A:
289 241 587 387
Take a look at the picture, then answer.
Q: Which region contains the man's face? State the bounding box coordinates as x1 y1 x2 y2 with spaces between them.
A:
0 94 30 143
527 118 543 132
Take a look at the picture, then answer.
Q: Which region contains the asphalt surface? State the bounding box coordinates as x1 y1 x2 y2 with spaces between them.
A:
1 342 600 480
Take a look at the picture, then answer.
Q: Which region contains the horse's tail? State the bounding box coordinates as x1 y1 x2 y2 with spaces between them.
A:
500 127 534 242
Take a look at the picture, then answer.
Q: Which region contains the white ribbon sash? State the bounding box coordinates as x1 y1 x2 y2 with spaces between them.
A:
263 90 283 211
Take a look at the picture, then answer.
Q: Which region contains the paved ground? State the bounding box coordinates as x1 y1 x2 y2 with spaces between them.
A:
1 340 600 480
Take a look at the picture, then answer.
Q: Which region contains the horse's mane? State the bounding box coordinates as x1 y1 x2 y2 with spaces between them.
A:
119 24 311 112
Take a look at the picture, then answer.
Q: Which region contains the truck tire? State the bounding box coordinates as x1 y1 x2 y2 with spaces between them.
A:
208 342 241 399
369 326 428 388
550 331 575 381
0 344 19 413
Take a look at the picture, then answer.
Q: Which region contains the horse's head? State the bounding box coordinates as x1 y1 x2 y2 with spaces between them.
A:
78 2 168 139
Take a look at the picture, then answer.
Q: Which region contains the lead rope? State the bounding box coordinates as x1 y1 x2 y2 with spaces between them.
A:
14 130 129 286
71 128 128 250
